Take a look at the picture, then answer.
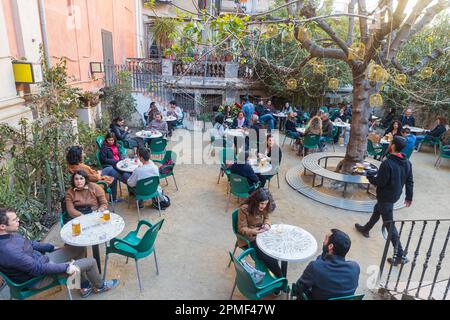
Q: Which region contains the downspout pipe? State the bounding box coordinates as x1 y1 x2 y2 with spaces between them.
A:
38 0 51 67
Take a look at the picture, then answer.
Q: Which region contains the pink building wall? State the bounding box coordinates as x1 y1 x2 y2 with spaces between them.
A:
2 0 138 92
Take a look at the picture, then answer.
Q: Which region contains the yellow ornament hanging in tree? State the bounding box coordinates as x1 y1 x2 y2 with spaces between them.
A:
297 27 311 42
328 78 339 90
421 67 433 79
369 93 383 107
394 74 407 86
265 25 278 38
286 79 297 90
348 42 365 61
312 61 326 74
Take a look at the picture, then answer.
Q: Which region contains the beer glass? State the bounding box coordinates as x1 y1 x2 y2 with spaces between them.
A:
102 210 111 221
72 221 81 236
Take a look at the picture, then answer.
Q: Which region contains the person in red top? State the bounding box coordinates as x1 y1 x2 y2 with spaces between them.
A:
99 132 131 202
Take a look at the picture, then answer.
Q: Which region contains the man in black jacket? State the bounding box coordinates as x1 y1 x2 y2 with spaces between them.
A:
229 150 261 191
400 108 415 127
355 136 414 266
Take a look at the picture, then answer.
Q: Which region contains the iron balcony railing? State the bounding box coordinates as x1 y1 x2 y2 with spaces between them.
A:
172 60 226 78
378 218 450 300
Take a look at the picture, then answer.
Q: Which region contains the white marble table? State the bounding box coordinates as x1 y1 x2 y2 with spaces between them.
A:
226 129 247 137
60 212 125 272
256 224 318 277
333 121 351 128
296 127 306 134
135 130 162 139
248 158 273 175
380 138 390 145
405 126 426 134
117 158 142 173
163 116 177 122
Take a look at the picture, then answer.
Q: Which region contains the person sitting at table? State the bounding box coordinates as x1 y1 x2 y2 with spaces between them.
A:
319 113 333 151
237 188 283 292
297 116 322 156
381 107 396 129
257 135 282 187
149 113 169 136
223 105 233 119
110 117 145 150
249 114 264 154
256 99 276 130
384 120 403 137
331 105 348 122
415 116 448 151
400 108 415 127
293 229 360 300
212 114 228 148
285 112 300 141
127 148 164 210
66 146 121 202
144 101 159 126
401 127 416 157
230 150 261 191
0 207 119 298
100 132 131 185
231 111 249 129
65 170 108 219
282 102 293 114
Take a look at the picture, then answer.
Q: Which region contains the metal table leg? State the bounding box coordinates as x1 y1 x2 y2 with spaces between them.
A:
281 261 288 278
343 183 348 198
92 245 101 273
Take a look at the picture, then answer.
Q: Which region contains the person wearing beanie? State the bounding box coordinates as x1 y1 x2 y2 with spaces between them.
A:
355 136 414 266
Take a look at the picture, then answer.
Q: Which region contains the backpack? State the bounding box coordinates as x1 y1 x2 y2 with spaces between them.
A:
152 191 171 209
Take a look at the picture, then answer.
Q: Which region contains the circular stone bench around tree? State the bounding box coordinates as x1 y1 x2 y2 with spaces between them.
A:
286 152 405 213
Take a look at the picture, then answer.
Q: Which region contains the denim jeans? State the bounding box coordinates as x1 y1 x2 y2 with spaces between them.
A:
260 114 276 130
101 166 131 200
414 135 426 149
250 241 283 278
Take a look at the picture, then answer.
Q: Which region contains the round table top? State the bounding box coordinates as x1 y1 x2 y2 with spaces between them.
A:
226 129 247 137
164 116 177 122
248 158 273 174
273 113 287 118
296 127 306 134
117 158 142 173
333 121 351 128
135 130 162 139
405 126 426 133
60 212 125 247
256 224 318 262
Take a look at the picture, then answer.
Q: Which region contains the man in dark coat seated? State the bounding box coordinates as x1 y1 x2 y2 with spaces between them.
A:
293 229 360 300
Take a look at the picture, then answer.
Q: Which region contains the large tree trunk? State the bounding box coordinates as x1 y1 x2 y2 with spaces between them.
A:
337 68 371 173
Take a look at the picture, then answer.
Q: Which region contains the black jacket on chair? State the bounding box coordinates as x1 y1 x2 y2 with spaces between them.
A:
230 163 259 187
296 254 360 300
110 123 129 141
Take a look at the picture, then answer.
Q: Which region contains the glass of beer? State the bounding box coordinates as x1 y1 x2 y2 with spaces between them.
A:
102 210 111 221
72 221 81 236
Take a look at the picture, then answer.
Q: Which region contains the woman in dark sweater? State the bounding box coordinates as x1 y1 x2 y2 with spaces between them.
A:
384 120 403 137
100 132 131 186
110 117 145 150
285 112 300 140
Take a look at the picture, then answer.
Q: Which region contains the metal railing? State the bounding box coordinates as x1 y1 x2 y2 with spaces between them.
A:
172 60 226 78
379 218 450 300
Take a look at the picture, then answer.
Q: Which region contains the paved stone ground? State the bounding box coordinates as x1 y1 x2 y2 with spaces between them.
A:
1 129 449 300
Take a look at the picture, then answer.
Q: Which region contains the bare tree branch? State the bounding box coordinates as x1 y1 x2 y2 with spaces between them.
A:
357 0 369 45
387 0 434 60
408 0 450 39
392 46 450 75
347 0 357 45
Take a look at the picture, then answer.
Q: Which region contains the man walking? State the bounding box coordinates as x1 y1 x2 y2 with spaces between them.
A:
355 136 414 266
242 98 255 123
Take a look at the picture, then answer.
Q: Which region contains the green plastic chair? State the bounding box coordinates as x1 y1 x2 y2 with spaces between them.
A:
418 135 441 155
322 126 339 151
290 282 364 300
159 151 178 191
302 134 321 157
283 130 299 147
128 176 162 219
435 143 450 169
266 166 280 190
116 141 128 157
149 138 167 163
227 209 251 267
0 270 72 300
96 135 104 149
229 248 288 300
226 174 259 212
103 219 164 292
59 211 70 228
217 148 235 185
367 139 384 160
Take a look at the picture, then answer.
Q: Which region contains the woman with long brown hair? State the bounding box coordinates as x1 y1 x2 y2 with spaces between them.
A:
237 188 283 281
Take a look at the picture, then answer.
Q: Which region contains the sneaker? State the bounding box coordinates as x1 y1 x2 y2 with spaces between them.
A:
387 256 409 266
80 284 93 298
95 279 120 294
355 223 370 238
113 198 125 203
138 200 144 209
